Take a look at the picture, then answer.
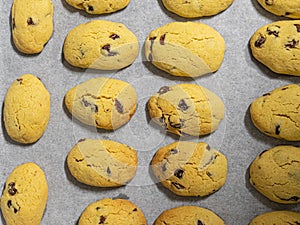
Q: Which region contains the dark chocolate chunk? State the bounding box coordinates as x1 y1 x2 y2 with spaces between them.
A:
174 169 184 179
206 145 211 151
294 24 300 32
88 5 94 11
16 78 23 84
171 182 185 189
14 208 18 214
78 138 86 142
266 26 280 37
109 34 120 40
102 44 111 51
75 158 84 162
169 119 184 129
7 200 12 208
96 207 101 210
285 39 299 48
265 0 273 5
7 182 17 196
162 163 167 172
99 216 106 224
170 149 178 154
160 34 166 45
255 35 266 48
158 86 170 94
12 18 16 29
133 208 137 211
198 220 205 225
107 167 111 175
281 87 288 90
262 93 270 96
285 12 291 16
27 17 35 25
149 36 157 51
114 99 123 114
275 125 280 135
178 99 189 111
81 98 98 113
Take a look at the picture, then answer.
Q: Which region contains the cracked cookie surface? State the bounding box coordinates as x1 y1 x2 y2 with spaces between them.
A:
145 22 225 77
250 84 300 141
256 0 300 18
249 210 300 224
65 0 130 14
12 0 53 54
154 206 225 225
0 162 48 225
67 139 138 187
64 77 137 130
78 198 146 225
63 20 139 70
4 74 50 144
147 84 225 137
162 0 234 18
249 145 300 204
151 142 227 197
250 20 300 76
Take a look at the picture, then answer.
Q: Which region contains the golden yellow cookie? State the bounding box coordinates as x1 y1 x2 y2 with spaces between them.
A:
250 20 300 76
249 211 300 224
65 0 130 14
64 77 137 130
250 84 300 141
78 198 147 225
154 206 225 225
145 22 225 77
63 20 139 70
256 0 300 18
151 142 227 197
12 0 54 54
67 139 138 187
0 162 48 225
162 0 234 18
250 146 300 204
4 74 50 144
147 84 225 136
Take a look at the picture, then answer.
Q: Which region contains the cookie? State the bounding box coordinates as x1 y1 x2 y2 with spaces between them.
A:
64 77 137 130
151 142 227 197
147 84 225 136
0 162 48 225
249 145 300 204
162 0 234 18
12 0 53 54
65 0 130 14
67 139 138 187
154 206 225 225
78 198 147 225
250 20 300 76
145 22 225 77
249 211 300 224
256 0 300 18
63 20 139 70
250 84 300 141
4 74 50 144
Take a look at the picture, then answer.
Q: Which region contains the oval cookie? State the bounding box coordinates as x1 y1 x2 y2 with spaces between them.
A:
154 206 225 225
256 0 300 18
151 142 227 197
249 211 300 225
250 20 300 76
65 0 130 14
4 74 50 144
249 146 300 204
145 22 225 77
162 0 234 18
12 0 54 54
0 163 48 225
64 77 137 130
67 139 138 187
147 84 225 136
250 84 300 141
78 198 147 225
63 20 139 70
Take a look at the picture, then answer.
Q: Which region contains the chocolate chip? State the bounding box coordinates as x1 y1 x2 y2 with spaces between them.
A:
170 149 178 154
162 163 167 172
14 208 18 214
12 18 16 29
99 216 106 224
262 93 270 96
96 207 101 210
285 12 291 16
171 182 185 189
78 138 86 142
75 158 84 162
255 35 266 48
133 208 137 211
178 99 189 111
160 34 166 45
115 99 123 113
198 220 205 225
107 167 111 175
174 169 184 179
206 145 211 151
275 125 280 135
102 44 111 52
294 24 300 32
169 119 184 129
7 182 17 196
266 25 280 37
158 86 170 94
81 98 98 113
285 39 299 48
109 34 120 40
149 36 157 51
88 5 94 11
16 78 23 84
27 17 35 25
7 200 12 208
265 0 273 5
281 87 288 90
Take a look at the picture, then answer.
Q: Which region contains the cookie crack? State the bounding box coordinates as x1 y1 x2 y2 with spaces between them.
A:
273 113 300 128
